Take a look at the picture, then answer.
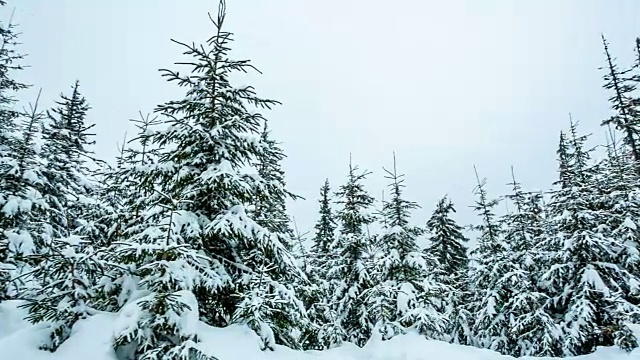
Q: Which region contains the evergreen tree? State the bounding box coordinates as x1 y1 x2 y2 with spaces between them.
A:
425 195 471 345
20 83 105 351
368 155 446 342
328 158 376 346
556 132 572 189
540 122 639 355
310 179 337 266
468 168 509 353
499 169 561 357
40 81 101 245
601 36 640 166
1 92 48 299
303 179 343 350
114 1 307 351
95 112 162 312
0 4 30 300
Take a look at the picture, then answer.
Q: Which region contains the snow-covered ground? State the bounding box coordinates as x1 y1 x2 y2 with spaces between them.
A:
1 300 639 360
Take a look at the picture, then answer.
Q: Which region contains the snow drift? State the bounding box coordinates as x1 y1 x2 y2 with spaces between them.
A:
1 300 639 360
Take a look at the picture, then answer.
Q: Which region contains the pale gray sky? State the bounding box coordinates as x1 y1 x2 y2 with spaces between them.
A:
7 1 640 235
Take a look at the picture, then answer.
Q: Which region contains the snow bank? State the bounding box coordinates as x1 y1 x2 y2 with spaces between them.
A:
2 300 640 360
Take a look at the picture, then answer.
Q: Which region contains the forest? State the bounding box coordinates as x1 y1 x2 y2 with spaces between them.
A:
2 1 640 360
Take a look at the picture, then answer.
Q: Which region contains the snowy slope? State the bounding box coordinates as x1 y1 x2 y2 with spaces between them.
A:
1 300 639 360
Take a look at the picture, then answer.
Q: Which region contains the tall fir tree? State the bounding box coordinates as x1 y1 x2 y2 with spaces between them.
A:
540 122 639 355
601 36 640 166
0 3 30 300
367 155 446 342
39 81 101 244
111 1 307 354
22 83 105 352
328 158 376 346
310 179 337 267
303 178 344 350
468 168 509 352
425 195 471 345
498 169 561 357
1 91 48 299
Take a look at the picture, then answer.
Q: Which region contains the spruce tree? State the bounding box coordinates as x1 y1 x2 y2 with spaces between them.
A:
303 179 343 350
425 195 471 345
113 1 307 352
1 92 48 299
540 122 639 355
368 155 446 341
601 36 640 166
21 83 105 351
95 112 162 312
39 81 101 244
468 168 509 353
499 170 561 357
0 4 30 300
311 179 337 266
328 158 376 346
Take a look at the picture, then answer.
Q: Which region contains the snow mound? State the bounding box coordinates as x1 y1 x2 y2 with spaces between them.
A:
2 300 640 360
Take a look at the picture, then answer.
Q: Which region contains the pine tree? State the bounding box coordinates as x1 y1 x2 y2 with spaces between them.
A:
0 91 48 299
425 195 471 345
328 158 376 346
556 132 572 189
311 179 337 267
499 169 561 357
540 122 639 355
368 155 446 342
469 168 509 353
19 83 106 351
601 36 640 166
0 4 30 300
303 179 343 350
115 1 307 351
40 81 101 245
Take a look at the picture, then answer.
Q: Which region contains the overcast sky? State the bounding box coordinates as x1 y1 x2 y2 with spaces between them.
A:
7 1 640 235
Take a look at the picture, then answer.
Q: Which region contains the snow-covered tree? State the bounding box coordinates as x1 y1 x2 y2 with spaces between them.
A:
499 170 561 357
40 81 102 245
0 92 49 299
114 1 307 351
94 112 162 312
540 122 639 355
0 4 31 300
600 36 640 166
301 179 344 350
310 179 337 269
425 195 471 345
468 168 509 352
328 159 376 346
368 155 446 341
18 83 106 352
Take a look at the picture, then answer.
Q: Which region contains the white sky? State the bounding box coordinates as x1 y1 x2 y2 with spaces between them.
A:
8 1 640 235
